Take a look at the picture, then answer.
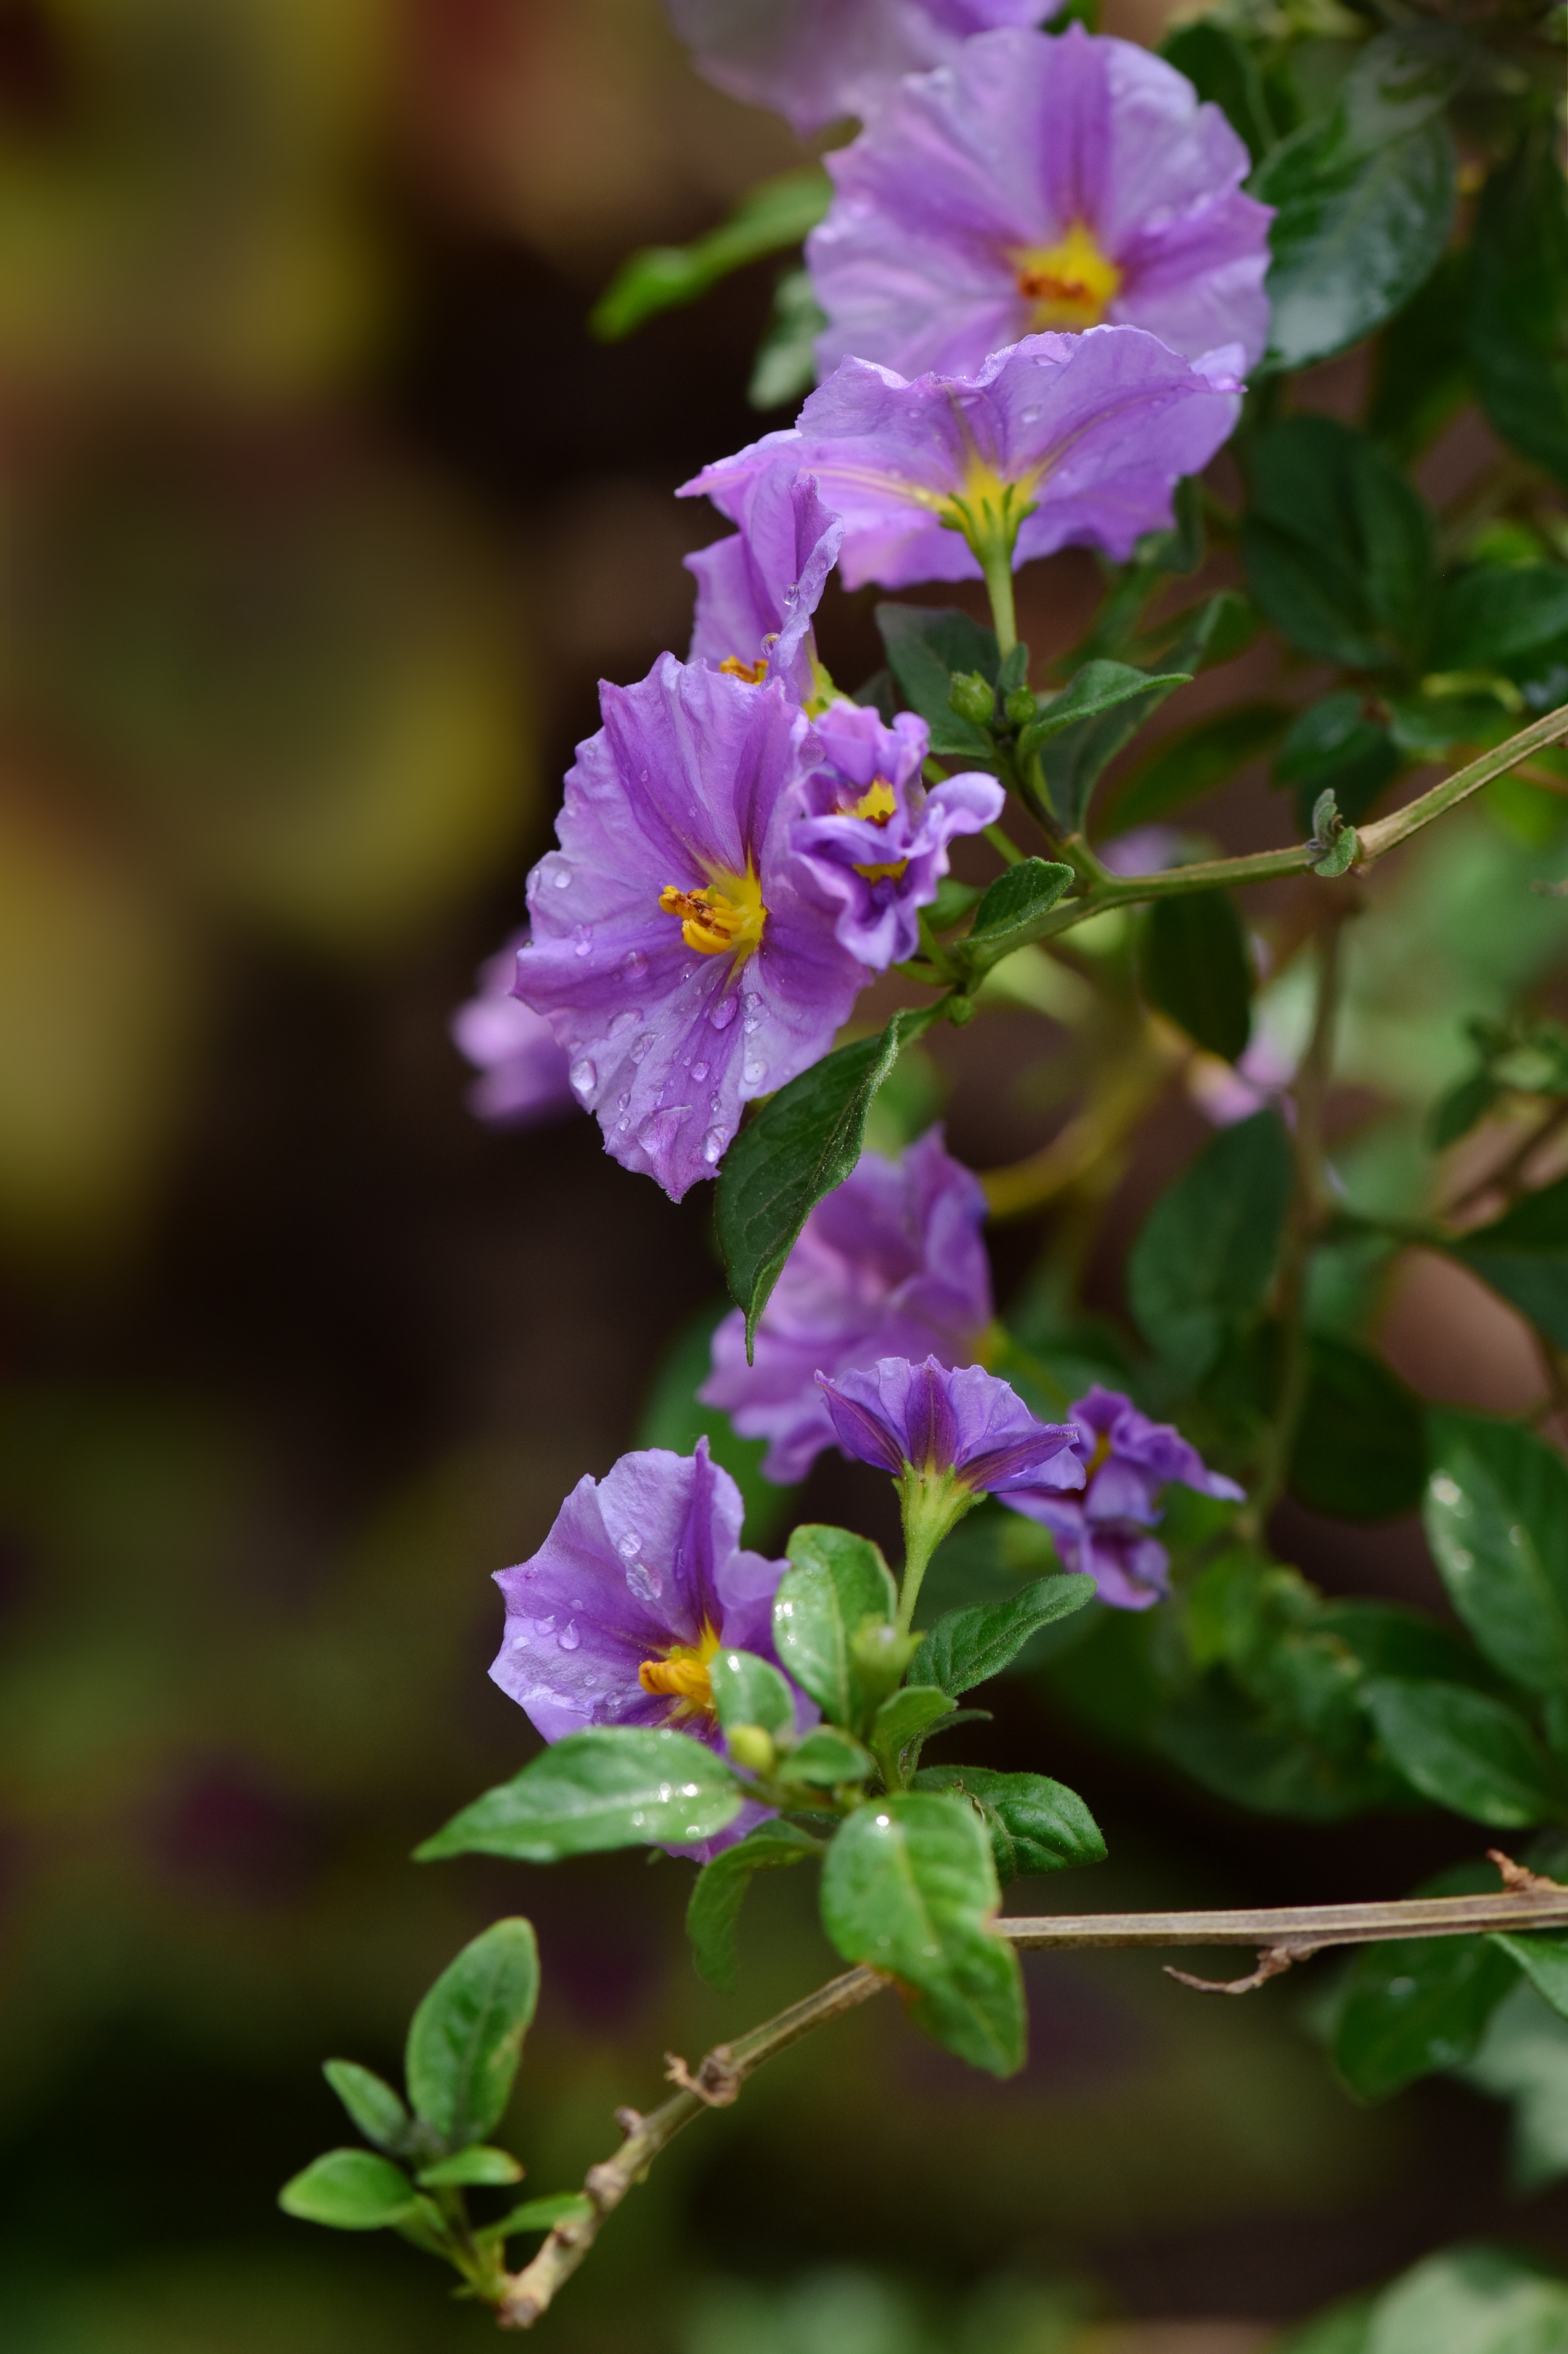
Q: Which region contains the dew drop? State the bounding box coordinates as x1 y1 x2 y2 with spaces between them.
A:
618 1532 640 1558
743 1058 768 1086
626 1558 664 1604
510 1632 529 1651
573 926 593 957
558 1620 580 1652
690 1060 709 1082
623 948 648 977
570 1057 596 1095
702 1126 726 1164
631 1032 654 1062
608 1008 641 1040
618 1117 632 1132
537 1614 557 1636
1020 404 1042 424
552 866 572 888
743 1016 760 1035
710 995 739 1031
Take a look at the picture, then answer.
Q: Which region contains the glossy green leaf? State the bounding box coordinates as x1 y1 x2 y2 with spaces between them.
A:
404 1919 539 2151
1128 1110 1293 1376
773 1523 898 1728
1035 605 1223 830
748 266 825 411
1251 29 1463 371
717 1006 939 1351
709 1646 795 1738
475 2193 595 2247
1468 131 1568 489
1363 1679 1558 1827
415 2146 523 2188
1273 693 1400 831
1448 1173 1568 1351
915 1764 1106 1881
590 168 830 339
415 1730 742 1864
1104 701 1289 834
686 1820 824 1992
1431 566 1568 672
1138 887 1254 1062
1491 1931 1568 2027
820 1791 1024 2075
322 2061 410 2156
910 1573 1096 1698
781 1727 876 1786
1424 1410 1568 1691
1332 1929 1518 2101
1289 1335 1426 1521
1161 21 1275 166
874 603 998 759
953 858 1075 982
871 1684 956 1760
1243 417 1434 669
278 2149 422 2232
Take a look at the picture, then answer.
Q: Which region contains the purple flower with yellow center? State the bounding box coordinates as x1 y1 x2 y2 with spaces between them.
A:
451 930 579 1129
666 0 1045 138
818 1354 1083 1621
1003 1385 1244 1610
513 653 866 1201
686 462 841 706
809 24 1272 382
685 331 1244 624
702 1125 992 1484
791 701 1004 968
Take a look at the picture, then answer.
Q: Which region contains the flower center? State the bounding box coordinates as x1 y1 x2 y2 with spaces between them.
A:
846 776 910 882
637 1618 722 1722
1086 1430 1113 1478
1011 222 1122 332
658 866 767 959
719 654 769 684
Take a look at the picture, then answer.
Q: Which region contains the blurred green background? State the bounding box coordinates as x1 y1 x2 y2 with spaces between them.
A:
1 3 1567 2349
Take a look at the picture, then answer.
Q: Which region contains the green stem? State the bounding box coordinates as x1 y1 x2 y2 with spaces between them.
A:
984 823 1026 866
979 542 1018 659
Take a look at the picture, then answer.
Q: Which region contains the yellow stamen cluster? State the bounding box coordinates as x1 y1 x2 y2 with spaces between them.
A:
849 775 909 883
658 866 767 959
1012 221 1123 332
719 654 769 684
638 1619 722 1723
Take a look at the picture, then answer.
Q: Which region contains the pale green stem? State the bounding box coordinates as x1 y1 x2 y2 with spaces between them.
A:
984 823 1026 866
979 542 1018 660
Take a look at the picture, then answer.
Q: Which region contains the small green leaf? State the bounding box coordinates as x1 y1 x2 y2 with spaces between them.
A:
911 1574 1097 1698
405 1919 539 2151
279 2149 421 2231
915 1764 1106 1881
416 1730 742 1864
781 1727 877 1785
872 1685 956 1759
874 603 998 758
710 1647 795 1738
590 168 830 340
773 1523 897 1727
1274 692 1400 831
1289 1336 1426 1522
1363 1679 1559 1827
1104 701 1289 834
1431 566 1568 672
685 1820 824 1992
1492 1931 1568 2026
953 858 1075 981
415 2146 524 2188
322 2061 410 2155
1447 1175 1568 1352
1332 1928 1519 2102
820 1791 1025 2076
475 2192 595 2247
1138 888 1254 1062
716 1006 939 1351
1127 1110 1293 1377
748 266 825 411
1017 660 1191 763
1424 1412 1568 1692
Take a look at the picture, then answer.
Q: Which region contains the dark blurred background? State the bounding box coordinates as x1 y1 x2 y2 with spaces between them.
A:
1 3 1564 2347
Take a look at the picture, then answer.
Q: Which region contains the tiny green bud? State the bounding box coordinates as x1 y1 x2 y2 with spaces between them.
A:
948 671 995 728
947 993 975 1026
726 1723 776 1774
1003 687 1035 728
850 1620 922 1711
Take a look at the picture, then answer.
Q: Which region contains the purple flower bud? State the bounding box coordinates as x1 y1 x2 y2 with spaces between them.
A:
817 1355 1083 1495
451 931 579 1129
809 25 1273 382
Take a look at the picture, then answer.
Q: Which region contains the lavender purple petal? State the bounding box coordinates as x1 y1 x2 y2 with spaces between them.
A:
686 463 842 705
452 932 579 1129
818 1356 1084 1493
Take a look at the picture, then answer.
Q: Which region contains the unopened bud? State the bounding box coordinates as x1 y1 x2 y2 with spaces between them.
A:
850 1620 922 1711
1003 687 1036 728
726 1723 775 1774
948 671 995 728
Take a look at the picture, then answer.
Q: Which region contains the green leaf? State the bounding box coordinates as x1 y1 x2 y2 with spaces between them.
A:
415 2146 523 2188
874 603 998 759
952 858 1075 982
820 1791 1025 2076
1427 1066 1500 1152
781 1727 877 1786
685 1820 823 1992
1363 1679 1559 1827
278 2149 421 2232
1103 701 1289 834
1448 1173 1568 1351
1138 888 1254 1062
748 266 825 411
1273 693 1400 831
915 1764 1106 1882
1431 566 1568 672
1492 1931 1568 2026
1017 660 1191 765
404 1919 539 2151
1368 249 1471 460
910 1573 1097 1698
1034 625 1214 831
636 1303 794 1548
1242 417 1434 669
709 1646 796 1738
1161 21 1275 166
872 1685 956 1760
322 2061 410 2156
1366 2244 1568 2350
415 1729 742 1864
1127 1109 1293 1377
1468 131 1568 490
475 2192 595 2247
716 1006 939 1351
1251 28 1463 372
590 168 831 340
773 1523 897 1727
1424 1410 1568 1691
1332 1929 1519 2102
1289 1335 1426 1521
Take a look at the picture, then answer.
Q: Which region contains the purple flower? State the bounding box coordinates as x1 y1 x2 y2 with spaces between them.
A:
818 1355 1083 1495
809 25 1272 382
685 330 1244 592
686 463 841 706
513 654 866 1201
1004 1385 1244 1609
666 0 1045 137
791 701 1003 967
702 1126 993 1483
451 931 580 1129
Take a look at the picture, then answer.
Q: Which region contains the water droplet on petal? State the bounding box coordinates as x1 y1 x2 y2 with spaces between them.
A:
552 866 572 889
631 1032 654 1062
573 926 592 957
623 948 648 977
618 1532 640 1557
608 1008 640 1040
558 1620 580 1651
743 1057 767 1086
690 1060 709 1082
617 1117 632 1132
710 994 739 1031
570 1057 596 1095
626 1559 663 1604
703 1127 726 1164
537 1614 556 1635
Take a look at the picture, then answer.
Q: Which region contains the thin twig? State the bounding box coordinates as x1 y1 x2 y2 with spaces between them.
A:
1443 1096 1568 1218
1164 1942 1320 1995
491 1873 1568 2329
